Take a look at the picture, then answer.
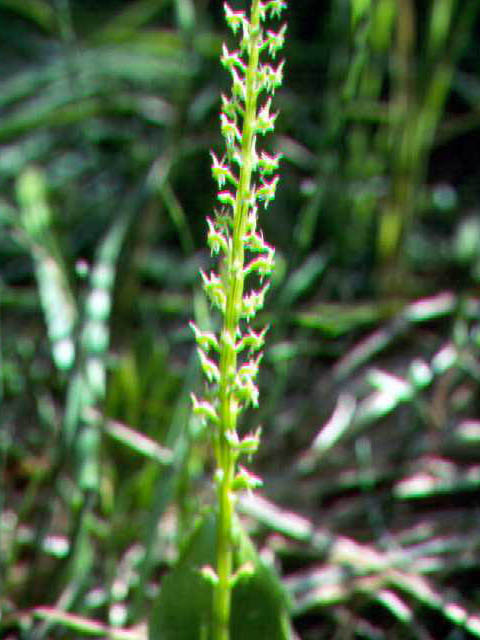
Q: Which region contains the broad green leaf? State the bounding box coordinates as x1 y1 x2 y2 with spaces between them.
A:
150 510 292 640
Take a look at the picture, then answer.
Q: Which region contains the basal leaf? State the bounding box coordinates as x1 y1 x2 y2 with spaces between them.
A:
149 510 292 640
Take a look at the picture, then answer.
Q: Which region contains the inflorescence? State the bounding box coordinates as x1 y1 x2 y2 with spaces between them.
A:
190 6 286 633
191 0 286 487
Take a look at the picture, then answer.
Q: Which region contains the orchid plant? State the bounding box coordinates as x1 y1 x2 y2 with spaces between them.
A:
190 1 287 638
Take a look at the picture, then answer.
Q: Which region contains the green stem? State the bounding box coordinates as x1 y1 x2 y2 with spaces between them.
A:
213 1 262 638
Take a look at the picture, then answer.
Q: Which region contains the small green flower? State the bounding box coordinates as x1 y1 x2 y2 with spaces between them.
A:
190 322 219 352
259 151 282 174
224 4 246 34
191 393 220 425
256 175 279 206
221 44 246 73
206 218 229 256
267 0 287 19
265 24 287 57
256 98 277 134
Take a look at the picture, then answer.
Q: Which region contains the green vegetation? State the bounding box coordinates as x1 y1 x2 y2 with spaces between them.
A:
2 1 480 638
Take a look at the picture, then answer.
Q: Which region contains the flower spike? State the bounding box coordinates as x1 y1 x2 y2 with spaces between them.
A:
191 1 287 637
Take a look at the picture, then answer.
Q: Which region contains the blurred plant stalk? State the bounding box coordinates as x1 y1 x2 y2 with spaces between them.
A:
378 0 472 292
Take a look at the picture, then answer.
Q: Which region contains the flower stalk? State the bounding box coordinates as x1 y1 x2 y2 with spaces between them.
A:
191 1 286 638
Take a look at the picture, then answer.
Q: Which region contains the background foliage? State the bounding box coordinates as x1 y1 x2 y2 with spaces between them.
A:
2 1 480 638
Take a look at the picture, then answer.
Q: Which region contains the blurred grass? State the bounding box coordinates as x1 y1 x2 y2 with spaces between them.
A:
2 0 480 638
